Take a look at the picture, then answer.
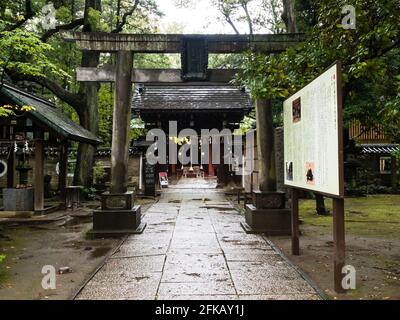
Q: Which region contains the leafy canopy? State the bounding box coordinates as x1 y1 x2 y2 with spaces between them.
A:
237 0 400 139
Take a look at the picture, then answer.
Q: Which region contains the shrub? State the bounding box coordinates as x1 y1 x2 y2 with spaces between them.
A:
93 162 106 184
82 187 97 200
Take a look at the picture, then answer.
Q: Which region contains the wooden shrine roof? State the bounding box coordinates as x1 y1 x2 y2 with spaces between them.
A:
0 83 102 145
132 84 253 113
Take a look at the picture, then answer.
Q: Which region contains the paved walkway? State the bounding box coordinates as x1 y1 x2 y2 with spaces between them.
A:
77 178 321 300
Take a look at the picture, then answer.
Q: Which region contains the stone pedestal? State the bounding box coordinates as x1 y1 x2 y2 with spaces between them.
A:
252 190 285 209
3 188 34 211
241 191 291 235
91 191 146 236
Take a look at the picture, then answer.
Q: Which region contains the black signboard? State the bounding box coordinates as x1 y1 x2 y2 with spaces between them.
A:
144 159 156 197
181 37 208 81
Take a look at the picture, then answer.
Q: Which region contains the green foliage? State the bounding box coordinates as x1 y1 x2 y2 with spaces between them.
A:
379 73 400 141
0 28 68 78
0 254 5 263
82 187 97 200
208 54 245 69
93 161 106 184
87 8 107 32
237 0 400 139
134 53 176 68
391 149 400 163
0 104 35 117
239 115 256 133
130 118 147 141
98 84 113 146
55 6 72 23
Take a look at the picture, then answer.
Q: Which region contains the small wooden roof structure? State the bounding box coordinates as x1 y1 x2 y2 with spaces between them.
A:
133 84 252 130
0 83 101 212
0 83 102 145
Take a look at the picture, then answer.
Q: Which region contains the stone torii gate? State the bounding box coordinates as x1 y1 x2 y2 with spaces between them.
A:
64 32 303 235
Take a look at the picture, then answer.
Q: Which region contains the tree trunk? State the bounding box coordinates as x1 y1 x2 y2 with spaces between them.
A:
255 99 276 192
73 51 100 187
72 0 101 187
282 0 298 33
315 193 328 215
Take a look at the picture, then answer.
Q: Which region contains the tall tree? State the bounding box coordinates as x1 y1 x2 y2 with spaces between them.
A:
237 0 400 195
1 0 162 187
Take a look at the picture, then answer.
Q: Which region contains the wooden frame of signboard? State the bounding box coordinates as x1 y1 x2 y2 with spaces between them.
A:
284 61 345 293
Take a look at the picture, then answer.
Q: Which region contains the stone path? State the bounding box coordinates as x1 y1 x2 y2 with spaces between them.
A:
76 178 321 300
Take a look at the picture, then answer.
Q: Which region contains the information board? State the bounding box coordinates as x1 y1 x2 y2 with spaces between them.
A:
283 62 343 197
144 159 156 197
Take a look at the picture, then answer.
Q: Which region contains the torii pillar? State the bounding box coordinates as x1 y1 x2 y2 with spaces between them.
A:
241 99 291 235
92 51 145 236
111 51 132 194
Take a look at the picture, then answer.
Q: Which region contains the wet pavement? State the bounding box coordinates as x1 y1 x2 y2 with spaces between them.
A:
76 178 321 300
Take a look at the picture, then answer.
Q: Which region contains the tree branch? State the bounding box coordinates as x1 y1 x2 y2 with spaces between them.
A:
40 18 85 42
7 70 85 112
5 0 35 32
224 14 240 35
111 0 140 33
217 1 240 35
375 40 400 59
240 2 253 35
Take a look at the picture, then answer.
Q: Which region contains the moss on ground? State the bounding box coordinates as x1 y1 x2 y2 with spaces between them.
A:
300 195 400 239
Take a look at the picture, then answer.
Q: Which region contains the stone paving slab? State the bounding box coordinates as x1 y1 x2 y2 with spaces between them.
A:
164 253 228 273
77 283 158 300
238 294 320 300
161 270 231 283
114 243 170 257
76 178 321 300
158 281 236 296
104 255 166 273
168 247 223 254
157 295 239 300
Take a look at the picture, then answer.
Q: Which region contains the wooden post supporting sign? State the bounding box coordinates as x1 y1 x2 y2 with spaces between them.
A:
291 188 300 255
333 197 345 293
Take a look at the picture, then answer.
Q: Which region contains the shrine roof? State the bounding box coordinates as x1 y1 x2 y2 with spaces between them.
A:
0 83 102 145
132 84 253 112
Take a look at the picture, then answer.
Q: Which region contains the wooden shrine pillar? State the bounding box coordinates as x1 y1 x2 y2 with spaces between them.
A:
7 143 15 188
34 132 44 211
255 99 276 192
110 50 133 194
217 141 226 185
58 141 68 204
208 143 215 176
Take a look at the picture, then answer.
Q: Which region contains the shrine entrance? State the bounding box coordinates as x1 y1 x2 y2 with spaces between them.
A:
63 32 303 235
132 83 252 186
